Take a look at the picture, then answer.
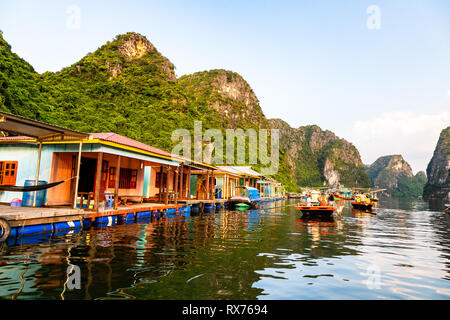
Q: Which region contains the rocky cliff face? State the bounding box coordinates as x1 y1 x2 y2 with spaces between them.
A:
178 70 267 129
423 127 450 199
1 31 371 191
366 155 426 197
269 119 370 188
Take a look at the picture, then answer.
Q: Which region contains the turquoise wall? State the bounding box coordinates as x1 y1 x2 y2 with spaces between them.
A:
0 142 178 204
0 143 99 203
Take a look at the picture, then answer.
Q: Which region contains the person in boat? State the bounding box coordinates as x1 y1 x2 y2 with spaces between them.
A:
319 194 329 206
356 194 371 204
327 193 335 206
310 191 320 205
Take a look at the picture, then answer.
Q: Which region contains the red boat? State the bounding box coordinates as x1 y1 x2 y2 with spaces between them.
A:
351 202 374 211
295 205 336 216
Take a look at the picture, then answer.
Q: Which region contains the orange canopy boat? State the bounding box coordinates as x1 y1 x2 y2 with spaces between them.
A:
295 205 336 216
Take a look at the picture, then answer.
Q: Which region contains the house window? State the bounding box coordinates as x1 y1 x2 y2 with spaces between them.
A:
118 168 138 189
0 161 18 186
108 167 137 189
108 167 116 188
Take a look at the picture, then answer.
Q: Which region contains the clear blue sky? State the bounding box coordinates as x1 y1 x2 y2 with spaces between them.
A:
1 0 449 173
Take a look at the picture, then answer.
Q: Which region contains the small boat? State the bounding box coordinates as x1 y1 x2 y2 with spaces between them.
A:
287 193 301 199
228 186 261 210
295 205 336 216
351 202 374 211
235 203 251 210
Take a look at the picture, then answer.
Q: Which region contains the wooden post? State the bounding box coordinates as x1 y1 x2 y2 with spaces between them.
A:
32 141 43 207
174 167 179 205
187 167 191 199
113 155 121 209
206 170 210 200
94 152 103 212
179 164 184 200
223 174 227 199
211 173 215 200
73 141 83 209
164 166 170 205
158 166 163 202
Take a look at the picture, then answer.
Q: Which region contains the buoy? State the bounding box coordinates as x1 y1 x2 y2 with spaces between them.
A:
0 218 11 242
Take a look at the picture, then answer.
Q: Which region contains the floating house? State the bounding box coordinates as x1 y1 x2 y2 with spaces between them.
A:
0 112 216 211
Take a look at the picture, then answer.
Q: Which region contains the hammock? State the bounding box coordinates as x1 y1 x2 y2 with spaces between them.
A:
0 177 75 192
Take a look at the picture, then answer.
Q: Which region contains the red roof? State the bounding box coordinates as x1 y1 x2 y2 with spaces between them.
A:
89 133 177 159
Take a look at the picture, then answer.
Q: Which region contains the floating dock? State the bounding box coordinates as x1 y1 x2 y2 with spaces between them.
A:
0 196 287 245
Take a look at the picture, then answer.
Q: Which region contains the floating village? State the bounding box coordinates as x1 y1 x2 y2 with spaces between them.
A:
0 111 287 244
0 111 394 246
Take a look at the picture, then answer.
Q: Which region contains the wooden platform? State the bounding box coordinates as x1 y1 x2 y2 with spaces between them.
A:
178 199 226 205
83 202 188 219
0 205 84 228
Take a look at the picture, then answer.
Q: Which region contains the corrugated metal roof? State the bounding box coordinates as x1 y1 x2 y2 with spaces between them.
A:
216 166 263 177
0 111 89 141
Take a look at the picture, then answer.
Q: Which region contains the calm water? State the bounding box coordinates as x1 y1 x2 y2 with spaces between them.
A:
0 198 449 300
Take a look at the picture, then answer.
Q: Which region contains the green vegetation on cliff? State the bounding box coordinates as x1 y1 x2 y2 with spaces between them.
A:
366 155 426 197
0 32 370 192
269 120 370 188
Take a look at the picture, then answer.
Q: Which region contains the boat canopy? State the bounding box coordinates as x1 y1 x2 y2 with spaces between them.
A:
241 186 261 202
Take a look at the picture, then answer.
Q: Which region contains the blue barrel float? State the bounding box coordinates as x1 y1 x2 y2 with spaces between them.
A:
22 180 48 207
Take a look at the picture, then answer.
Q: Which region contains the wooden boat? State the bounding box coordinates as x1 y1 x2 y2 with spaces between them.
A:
228 186 261 210
333 194 353 200
351 202 374 211
295 205 336 216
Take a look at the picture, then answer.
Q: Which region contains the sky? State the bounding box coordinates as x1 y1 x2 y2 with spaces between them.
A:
0 0 449 173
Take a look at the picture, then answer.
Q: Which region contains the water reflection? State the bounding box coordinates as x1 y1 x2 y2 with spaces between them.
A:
0 199 449 300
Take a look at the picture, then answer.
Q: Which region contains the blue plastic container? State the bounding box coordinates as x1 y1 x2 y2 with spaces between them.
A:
94 216 117 227
136 211 151 218
17 223 53 236
54 220 81 232
22 180 48 207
